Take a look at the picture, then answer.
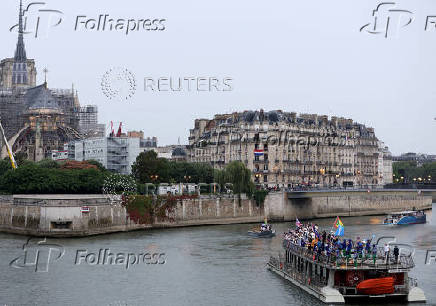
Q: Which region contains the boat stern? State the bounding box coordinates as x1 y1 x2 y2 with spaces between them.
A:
407 287 426 303
320 286 345 304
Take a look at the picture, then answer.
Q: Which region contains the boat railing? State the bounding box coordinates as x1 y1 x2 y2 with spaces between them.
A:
283 240 414 269
408 277 418 288
268 256 327 289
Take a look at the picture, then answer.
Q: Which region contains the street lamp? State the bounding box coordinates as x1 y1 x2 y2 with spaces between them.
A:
150 174 159 181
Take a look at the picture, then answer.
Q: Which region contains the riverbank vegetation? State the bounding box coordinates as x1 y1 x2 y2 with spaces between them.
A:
0 152 262 199
0 159 108 194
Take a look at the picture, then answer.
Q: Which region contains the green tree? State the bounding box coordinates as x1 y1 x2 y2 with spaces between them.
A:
0 159 12 177
131 151 169 183
37 159 60 168
0 162 108 194
87 159 107 172
393 161 436 184
221 161 254 197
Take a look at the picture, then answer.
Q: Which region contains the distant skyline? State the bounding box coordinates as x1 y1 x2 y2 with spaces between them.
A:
1 0 435 155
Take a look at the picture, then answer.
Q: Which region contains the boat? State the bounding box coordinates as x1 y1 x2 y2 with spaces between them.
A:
267 223 426 304
248 229 276 238
383 210 426 225
356 277 394 295
248 223 276 238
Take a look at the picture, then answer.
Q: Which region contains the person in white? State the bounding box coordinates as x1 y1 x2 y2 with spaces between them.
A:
384 243 390 263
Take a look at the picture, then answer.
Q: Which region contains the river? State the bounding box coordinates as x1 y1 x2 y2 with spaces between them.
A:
0 204 434 306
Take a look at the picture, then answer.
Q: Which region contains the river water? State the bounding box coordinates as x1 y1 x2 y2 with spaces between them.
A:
0 204 435 306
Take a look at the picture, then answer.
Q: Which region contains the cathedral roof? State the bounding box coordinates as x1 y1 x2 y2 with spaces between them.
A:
25 83 62 112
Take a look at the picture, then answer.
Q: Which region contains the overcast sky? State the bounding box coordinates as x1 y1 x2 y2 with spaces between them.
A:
1 0 435 154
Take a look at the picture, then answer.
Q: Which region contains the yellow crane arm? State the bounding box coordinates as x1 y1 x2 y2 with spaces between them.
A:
0 120 17 169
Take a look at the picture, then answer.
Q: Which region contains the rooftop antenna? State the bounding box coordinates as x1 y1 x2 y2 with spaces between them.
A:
43 68 49 84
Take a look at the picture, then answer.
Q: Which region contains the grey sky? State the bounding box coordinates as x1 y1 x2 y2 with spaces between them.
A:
1 0 435 154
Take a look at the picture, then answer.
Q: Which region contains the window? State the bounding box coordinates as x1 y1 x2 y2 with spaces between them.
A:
263 175 268 182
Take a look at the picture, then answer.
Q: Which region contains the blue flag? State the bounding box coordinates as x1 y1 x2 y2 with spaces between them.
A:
335 225 344 237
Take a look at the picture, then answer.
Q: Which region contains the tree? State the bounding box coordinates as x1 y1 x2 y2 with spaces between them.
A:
166 161 215 184
37 159 60 168
131 151 169 183
220 161 255 199
0 161 108 194
393 161 436 184
87 160 107 172
0 159 12 177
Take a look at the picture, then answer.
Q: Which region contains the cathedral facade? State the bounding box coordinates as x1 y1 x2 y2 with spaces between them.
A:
0 1 82 162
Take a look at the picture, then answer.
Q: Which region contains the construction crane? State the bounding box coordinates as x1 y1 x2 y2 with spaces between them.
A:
0 119 17 169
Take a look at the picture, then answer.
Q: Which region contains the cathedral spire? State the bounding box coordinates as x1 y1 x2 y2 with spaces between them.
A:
14 0 27 62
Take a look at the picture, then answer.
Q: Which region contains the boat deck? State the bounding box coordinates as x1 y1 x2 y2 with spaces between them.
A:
283 241 415 271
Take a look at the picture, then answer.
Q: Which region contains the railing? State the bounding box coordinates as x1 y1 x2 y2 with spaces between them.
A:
282 240 415 270
285 185 390 192
268 256 327 290
409 277 418 288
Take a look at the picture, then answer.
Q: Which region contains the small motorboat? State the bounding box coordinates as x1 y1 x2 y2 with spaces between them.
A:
356 277 395 295
383 210 426 225
248 223 276 238
248 229 276 238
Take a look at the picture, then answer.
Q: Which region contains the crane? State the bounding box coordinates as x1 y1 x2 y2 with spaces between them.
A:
0 119 17 169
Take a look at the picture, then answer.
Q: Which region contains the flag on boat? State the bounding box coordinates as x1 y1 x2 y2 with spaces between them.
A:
254 149 264 156
335 225 344 236
333 216 343 229
296 218 302 227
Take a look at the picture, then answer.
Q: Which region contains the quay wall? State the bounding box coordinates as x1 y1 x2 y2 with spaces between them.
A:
0 190 432 237
265 190 433 221
0 195 263 237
